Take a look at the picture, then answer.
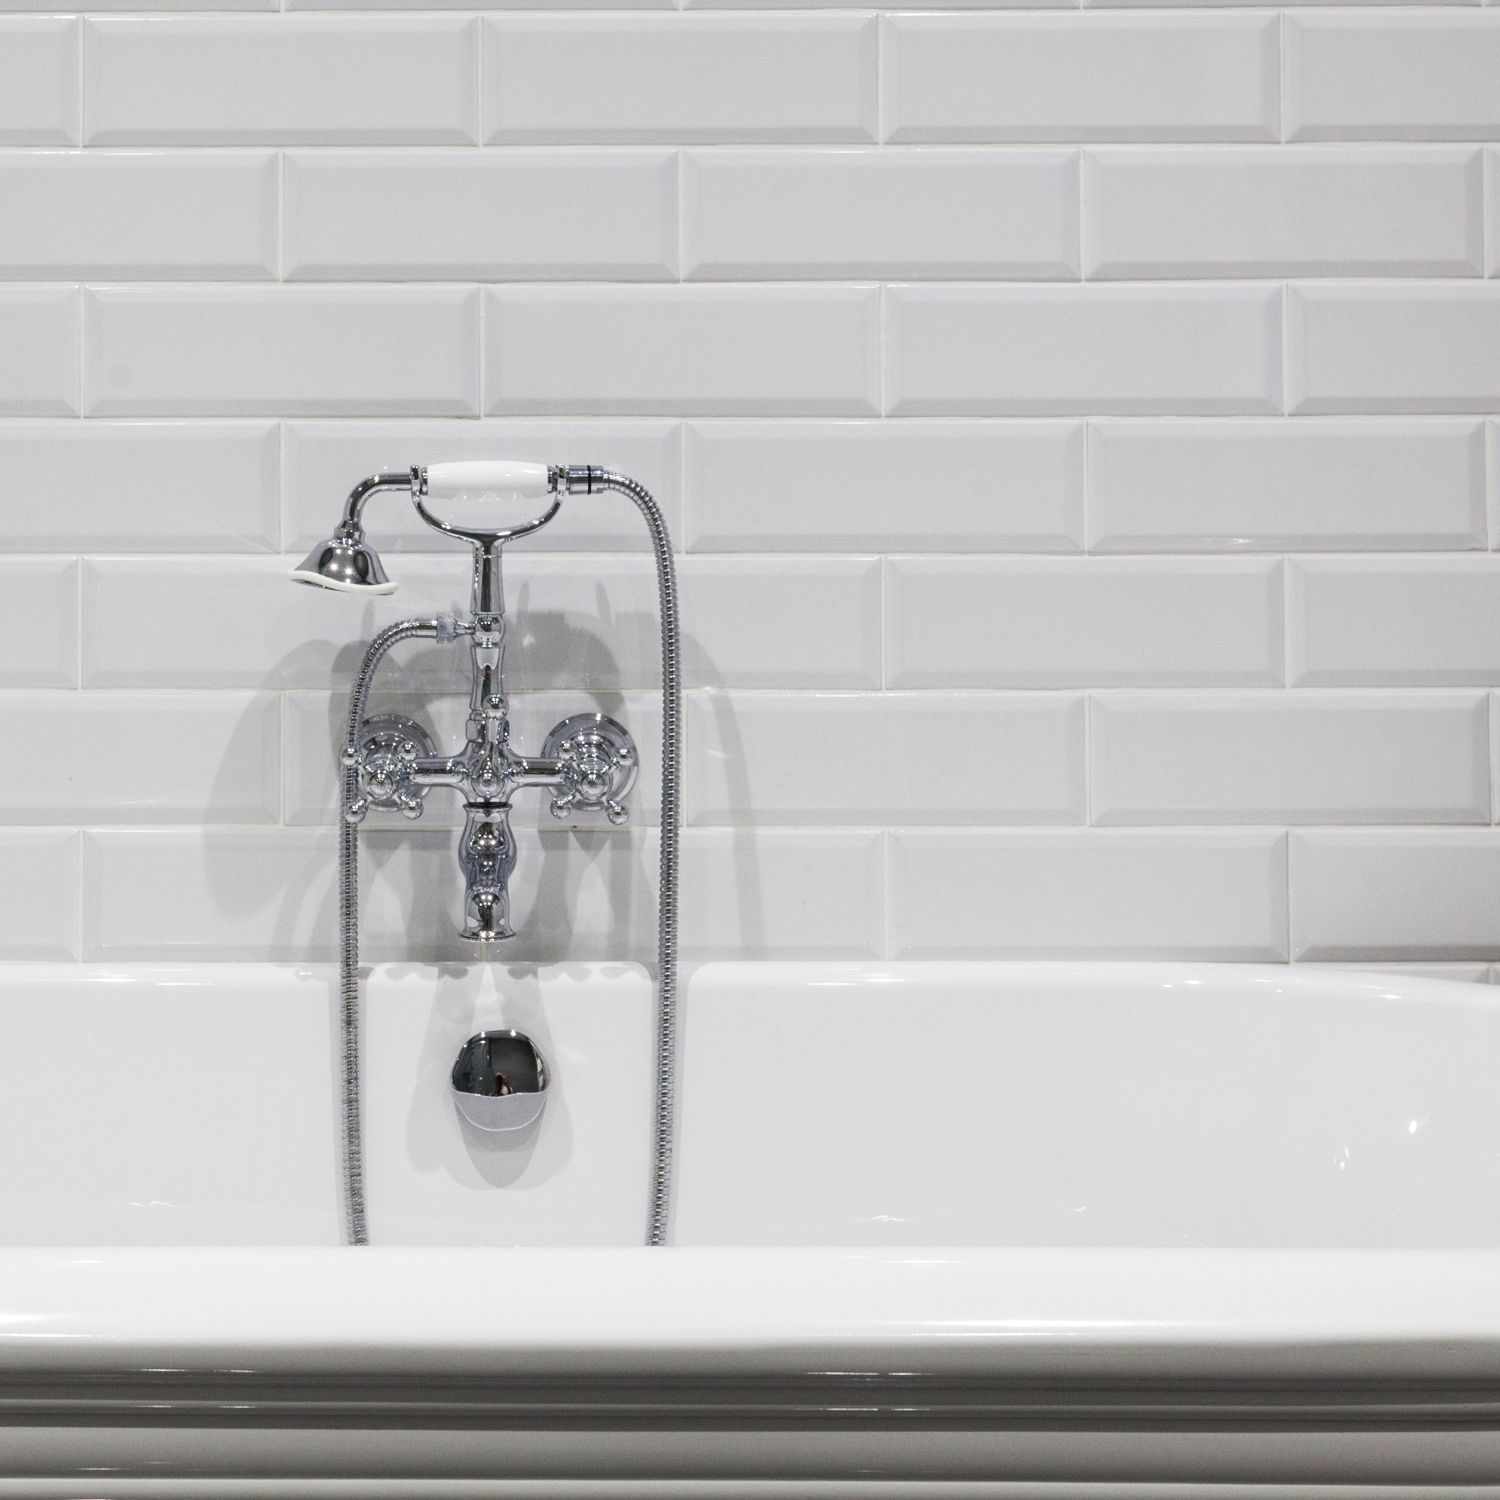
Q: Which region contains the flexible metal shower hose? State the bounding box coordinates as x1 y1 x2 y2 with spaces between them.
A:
590 470 682 1247
338 616 442 1247
333 470 681 1249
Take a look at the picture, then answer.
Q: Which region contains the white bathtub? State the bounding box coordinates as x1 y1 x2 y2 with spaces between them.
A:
2 960 1500 1493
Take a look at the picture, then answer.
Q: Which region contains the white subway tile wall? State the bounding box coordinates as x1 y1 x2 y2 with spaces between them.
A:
0 0 1495 970
0 19 80 145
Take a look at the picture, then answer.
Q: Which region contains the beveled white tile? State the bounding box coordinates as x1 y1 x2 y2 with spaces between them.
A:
284 689 663 830
1290 557 1500 686
81 826 883 962
0 832 78 960
892 830 1288 959
0 19 79 145
83 829 336 961
687 692 1084 825
676 557 881 689
1286 14 1500 142
0 421 278 552
884 13 1279 144
0 561 76 688
284 419 681 555
84 18 479 146
1083 147 1483 279
679 829 884 959
284 150 675 281
684 419 1084 553
0 151 277 279
682 148 1078 279
1292 831 1500 960
886 557 1283 687
0 694 279 823
498 555 881 692
1088 418 1486 552
84 555 481 693
483 15 877 145
1091 692 1490 825
887 285 1282 416
1288 285 1500 415
83 555 880 691
484 286 880 417
84 287 480 417
0 289 80 416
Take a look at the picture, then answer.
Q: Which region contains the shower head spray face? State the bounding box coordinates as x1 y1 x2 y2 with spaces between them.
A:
289 531 396 594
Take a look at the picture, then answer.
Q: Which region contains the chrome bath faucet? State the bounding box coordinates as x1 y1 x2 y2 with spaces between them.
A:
294 457 682 1248
293 461 638 941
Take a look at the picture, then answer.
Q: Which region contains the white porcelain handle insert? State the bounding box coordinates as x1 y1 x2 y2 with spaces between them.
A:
420 461 553 503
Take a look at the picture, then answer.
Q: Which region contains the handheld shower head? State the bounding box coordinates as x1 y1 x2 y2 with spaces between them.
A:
290 529 395 594
290 462 591 601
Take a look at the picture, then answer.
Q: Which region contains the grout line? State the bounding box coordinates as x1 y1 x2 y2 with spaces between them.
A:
1491 691 1499 827
474 16 484 148
881 829 893 961
1490 419 1498 552
1482 147 1491 283
677 421 689 552
74 827 86 964
1280 554 1292 688
476 284 486 416
675 147 686 283
1080 419 1091 553
1277 11 1287 146
75 19 84 149
276 151 285 282
1283 828 1294 963
73 557 84 691
277 419 288 553
1075 148 1086 282
878 556 888 690
1083 693 1092 827
1279 282 1290 417
75 282 86 421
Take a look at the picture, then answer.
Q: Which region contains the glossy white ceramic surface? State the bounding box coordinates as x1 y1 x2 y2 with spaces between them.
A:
1 960 1498 1491
677 961 1500 1247
3 959 1496 1249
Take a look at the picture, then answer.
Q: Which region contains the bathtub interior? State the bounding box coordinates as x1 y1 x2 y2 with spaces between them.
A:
3 961 1498 1250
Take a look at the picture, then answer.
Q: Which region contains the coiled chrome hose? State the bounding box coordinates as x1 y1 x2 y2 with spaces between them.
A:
589 470 682 1247
338 616 441 1247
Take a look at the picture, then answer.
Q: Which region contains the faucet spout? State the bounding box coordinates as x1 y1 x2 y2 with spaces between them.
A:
459 807 517 942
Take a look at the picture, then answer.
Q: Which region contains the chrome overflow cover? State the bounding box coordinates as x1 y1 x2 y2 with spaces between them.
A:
451 1030 548 1133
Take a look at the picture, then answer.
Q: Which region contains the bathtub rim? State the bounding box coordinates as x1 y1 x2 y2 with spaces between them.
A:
3 1244 1500 1382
